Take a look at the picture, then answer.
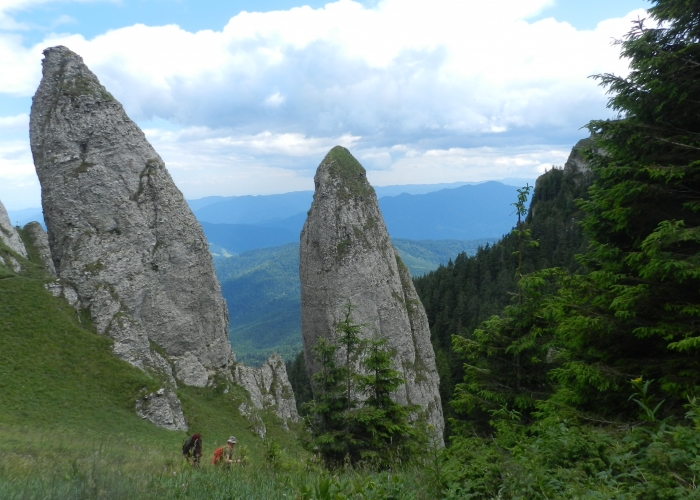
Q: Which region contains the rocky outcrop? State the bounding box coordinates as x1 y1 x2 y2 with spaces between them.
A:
24 221 56 275
0 200 27 259
233 353 299 430
564 137 594 177
29 46 234 395
135 388 187 431
299 146 445 443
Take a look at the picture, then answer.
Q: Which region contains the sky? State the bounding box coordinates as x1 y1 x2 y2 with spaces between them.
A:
0 0 650 209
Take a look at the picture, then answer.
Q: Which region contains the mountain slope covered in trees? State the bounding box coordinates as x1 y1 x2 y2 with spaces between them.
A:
414 140 593 425
408 3 700 496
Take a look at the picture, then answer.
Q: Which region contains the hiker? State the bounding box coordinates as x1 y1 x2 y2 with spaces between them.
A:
212 436 240 468
224 436 241 467
182 433 202 467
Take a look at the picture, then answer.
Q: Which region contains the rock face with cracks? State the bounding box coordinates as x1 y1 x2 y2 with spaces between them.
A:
233 353 300 429
29 46 234 404
300 146 445 444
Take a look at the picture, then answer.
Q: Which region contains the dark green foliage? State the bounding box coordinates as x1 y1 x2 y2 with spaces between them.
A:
451 269 561 431
303 337 353 466
442 387 700 499
413 161 591 427
287 351 313 416
549 0 700 415
336 303 363 409
351 336 421 467
450 186 561 432
303 309 420 469
431 2 700 497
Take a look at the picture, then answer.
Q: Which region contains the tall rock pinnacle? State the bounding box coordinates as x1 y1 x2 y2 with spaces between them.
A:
300 146 445 442
29 46 234 391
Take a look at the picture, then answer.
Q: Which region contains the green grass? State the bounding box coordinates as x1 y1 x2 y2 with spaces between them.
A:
0 440 439 499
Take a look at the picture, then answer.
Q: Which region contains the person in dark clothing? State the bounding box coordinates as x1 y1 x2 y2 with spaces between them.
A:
182 433 202 467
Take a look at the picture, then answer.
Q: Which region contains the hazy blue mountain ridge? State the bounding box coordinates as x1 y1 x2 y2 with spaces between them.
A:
198 182 520 254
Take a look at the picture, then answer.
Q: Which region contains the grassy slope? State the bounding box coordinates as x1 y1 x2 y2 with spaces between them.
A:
0 233 307 491
0 256 435 498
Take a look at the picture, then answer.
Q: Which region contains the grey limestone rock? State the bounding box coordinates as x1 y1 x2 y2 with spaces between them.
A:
300 146 445 444
564 137 594 177
174 352 210 388
29 46 234 391
44 280 80 309
24 221 56 275
0 199 27 259
233 353 299 428
136 388 187 431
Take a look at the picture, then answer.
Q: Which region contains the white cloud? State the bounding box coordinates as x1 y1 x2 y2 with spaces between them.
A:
138 123 574 199
0 112 27 128
264 91 286 108
366 144 572 186
0 137 37 209
0 0 649 201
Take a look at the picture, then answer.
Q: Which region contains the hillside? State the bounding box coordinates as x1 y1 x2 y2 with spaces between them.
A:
413 160 591 423
0 229 308 492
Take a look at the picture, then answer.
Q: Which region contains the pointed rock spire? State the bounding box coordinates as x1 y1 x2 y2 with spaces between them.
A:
300 146 445 443
29 46 234 396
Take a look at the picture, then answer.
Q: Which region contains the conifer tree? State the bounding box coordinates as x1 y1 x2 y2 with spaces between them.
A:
352 336 419 466
451 186 557 430
304 306 418 468
303 337 352 465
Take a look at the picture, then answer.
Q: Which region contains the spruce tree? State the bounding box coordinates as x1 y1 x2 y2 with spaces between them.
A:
304 307 418 468
303 337 352 465
352 336 419 467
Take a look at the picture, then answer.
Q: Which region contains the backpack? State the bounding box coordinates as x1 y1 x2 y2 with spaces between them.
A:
212 446 224 465
182 436 202 455
182 436 196 456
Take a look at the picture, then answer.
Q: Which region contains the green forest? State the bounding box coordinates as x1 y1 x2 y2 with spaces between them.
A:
408 2 700 496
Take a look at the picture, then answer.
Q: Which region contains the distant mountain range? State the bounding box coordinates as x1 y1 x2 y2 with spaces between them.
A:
197 181 522 254
6 178 534 236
